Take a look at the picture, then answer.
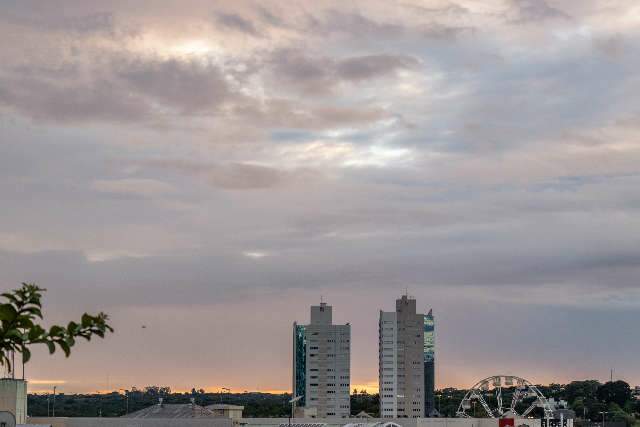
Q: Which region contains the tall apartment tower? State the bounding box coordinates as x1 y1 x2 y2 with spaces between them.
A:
379 295 434 418
293 302 351 418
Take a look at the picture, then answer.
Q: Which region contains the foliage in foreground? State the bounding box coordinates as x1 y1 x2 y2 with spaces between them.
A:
0 283 113 372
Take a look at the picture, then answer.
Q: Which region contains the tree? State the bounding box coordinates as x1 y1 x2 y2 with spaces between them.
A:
0 283 113 372
608 402 635 427
597 381 632 407
565 380 601 405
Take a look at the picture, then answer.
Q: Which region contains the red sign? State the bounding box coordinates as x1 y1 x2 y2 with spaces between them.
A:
500 419 515 427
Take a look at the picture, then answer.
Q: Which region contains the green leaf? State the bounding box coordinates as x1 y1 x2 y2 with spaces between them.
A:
49 325 64 336
21 306 43 319
58 340 71 357
82 313 96 328
67 321 78 334
28 325 45 341
2 283 113 366
0 304 17 321
5 329 23 340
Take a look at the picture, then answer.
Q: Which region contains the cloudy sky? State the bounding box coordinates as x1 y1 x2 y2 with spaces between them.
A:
1 0 639 393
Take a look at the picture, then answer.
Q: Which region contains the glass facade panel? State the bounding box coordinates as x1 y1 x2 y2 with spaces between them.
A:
423 311 435 415
294 324 306 406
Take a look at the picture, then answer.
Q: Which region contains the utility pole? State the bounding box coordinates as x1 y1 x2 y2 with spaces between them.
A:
52 386 57 417
220 387 230 403
119 389 129 415
599 411 608 427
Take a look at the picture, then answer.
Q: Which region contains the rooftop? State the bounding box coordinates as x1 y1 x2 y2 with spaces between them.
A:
123 403 216 419
208 404 245 410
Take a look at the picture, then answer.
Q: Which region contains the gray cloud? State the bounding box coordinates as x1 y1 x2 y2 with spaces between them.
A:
0 73 150 123
233 99 392 129
214 12 260 36
268 49 420 95
0 4 117 35
115 57 231 114
309 10 405 38
592 35 625 58
507 0 571 23
336 55 420 81
0 55 234 122
255 5 286 28
142 160 320 190
308 8 475 42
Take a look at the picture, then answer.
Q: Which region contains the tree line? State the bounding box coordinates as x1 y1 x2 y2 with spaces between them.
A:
27 380 639 424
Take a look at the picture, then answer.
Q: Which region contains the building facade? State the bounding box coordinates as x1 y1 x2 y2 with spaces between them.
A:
379 296 434 418
0 378 27 424
293 302 351 418
423 310 435 416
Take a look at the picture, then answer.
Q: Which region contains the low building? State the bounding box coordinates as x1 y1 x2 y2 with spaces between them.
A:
207 404 244 420
294 407 318 418
123 399 216 418
353 411 374 419
25 417 541 427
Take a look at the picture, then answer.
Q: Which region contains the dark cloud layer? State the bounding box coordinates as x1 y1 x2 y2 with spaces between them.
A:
508 0 571 23
214 12 260 36
0 56 235 122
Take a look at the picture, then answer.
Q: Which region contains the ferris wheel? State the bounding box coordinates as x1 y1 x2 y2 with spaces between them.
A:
456 375 554 419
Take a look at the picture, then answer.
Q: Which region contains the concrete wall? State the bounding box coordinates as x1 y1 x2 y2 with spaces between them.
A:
28 418 233 427
238 417 541 427
0 379 27 424
417 418 541 427
26 417 542 427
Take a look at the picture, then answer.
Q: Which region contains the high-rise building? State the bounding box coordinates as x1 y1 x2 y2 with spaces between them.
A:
379 295 434 418
293 302 351 418
423 309 435 416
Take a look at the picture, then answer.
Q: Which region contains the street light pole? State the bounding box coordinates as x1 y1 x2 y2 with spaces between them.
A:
289 395 303 423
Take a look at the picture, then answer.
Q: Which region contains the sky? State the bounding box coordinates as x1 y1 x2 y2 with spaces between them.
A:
1 0 640 394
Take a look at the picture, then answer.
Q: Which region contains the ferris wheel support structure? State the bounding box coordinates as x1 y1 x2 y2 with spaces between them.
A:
456 375 554 419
